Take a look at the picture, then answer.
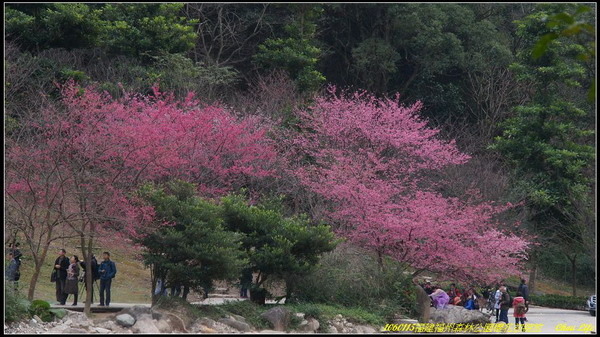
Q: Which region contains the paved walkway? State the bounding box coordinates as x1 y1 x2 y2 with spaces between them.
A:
512 305 596 334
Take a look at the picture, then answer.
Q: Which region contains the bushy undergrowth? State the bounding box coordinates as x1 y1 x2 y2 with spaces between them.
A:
286 302 388 328
530 294 588 310
291 243 417 318
5 282 30 323
219 300 271 330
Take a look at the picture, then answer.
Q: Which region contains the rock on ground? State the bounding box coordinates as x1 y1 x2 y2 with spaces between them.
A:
117 305 159 320
115 313 136 327
131 315 161 334
63 327 88 333
94 327 112 333
260 306 291 331
429 305 491 324
297 318 320 333
197 317 216 328
217 317 252 332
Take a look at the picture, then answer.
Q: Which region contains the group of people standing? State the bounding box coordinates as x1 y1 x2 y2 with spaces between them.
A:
492 279 530 331
422 282 483 310
421 278 531 331
52 249 117 306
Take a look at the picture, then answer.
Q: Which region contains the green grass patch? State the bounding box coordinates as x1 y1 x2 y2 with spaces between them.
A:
158 297 272 330
286 302 390 329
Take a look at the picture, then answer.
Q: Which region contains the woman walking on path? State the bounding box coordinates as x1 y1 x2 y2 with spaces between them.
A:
64 256 80 306
513 291 527 332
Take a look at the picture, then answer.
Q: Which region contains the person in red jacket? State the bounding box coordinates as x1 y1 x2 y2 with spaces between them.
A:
513 291 527 332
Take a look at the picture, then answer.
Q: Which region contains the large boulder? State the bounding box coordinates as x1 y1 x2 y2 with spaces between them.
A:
95 320 120 331
429 305 491 324
154 319 172 333
297 318 320 332
197 317 216 328
118 305 159 320
115 314 136 327
217 317 252 332
229 314 247 323
131 315 161 334
260 306 291 331
158 311 189 333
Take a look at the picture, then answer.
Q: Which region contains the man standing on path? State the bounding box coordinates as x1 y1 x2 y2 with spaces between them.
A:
499 286 511 324
98 251 117 306
518 278 530 320
239 268 253 298
80 254 100 303
53 249 70 305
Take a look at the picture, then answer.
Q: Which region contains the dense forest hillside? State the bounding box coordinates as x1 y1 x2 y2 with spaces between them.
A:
5 3 595 314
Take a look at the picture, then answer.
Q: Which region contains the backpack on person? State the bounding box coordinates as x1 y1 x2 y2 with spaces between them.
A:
515 301 527 315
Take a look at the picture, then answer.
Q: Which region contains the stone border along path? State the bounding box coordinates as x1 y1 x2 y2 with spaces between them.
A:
50 296 285 312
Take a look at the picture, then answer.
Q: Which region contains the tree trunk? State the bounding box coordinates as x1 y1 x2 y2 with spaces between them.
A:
28 260 42 301
528 251 537 294
568 254 578 297
376 249 384 271
83 233 94 316
27 232 52 301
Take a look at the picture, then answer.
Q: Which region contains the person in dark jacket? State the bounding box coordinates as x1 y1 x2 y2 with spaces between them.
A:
499 286 511 324
54 249 70 305
98 251 117 306
64 256 80 306
5 252 20 290
79 255 99 303
12 242 23 262
240 268 253 298
422 281 433 295
517 278 530 321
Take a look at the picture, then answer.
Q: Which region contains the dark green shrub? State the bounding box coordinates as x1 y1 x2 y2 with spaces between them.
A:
29 299 53 322
529 294 587 310
48 308 67 319
5 282 30 323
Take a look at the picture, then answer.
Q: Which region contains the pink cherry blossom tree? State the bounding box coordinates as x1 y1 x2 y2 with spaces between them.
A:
288 88 529 284
5 82 277 314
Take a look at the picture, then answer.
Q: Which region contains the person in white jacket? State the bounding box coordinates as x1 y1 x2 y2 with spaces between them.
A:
494 285 502 323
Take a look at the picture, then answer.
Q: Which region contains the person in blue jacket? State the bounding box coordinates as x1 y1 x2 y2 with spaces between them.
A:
98 251 117 306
